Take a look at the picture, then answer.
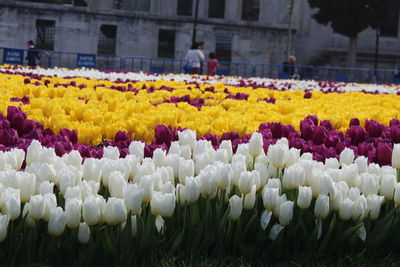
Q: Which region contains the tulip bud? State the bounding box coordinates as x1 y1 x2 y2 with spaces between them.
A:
282 165 305 190
78 222 90 244
185 177 200 204
176 184 187 206
392 143 400 169
65 198 82 229
339 148 354 166
380 174 396 200
244 185 256 210
104 198 127 225
325 158 340 169
3 188 21 220
58 168 78 196
129 141 144 162
62 150 83 170
26 140 42 165
48 207 67 236
238 171 253 194
330 187 343 211
216 164 231 190
269 223 284 240
198 169 217 198
229 195 243 220
0 214 9 242
42 193 57 221
179 159 194 185
153 148 166 167
248 132 263 157
139 175 154 202
366 194 384 220
339 198 354 220
22 203 35 227
16 172 36 203
279 201 294 226
314 194 329 219
297 186 312 209
150 192 176 217
123 184 144 215
354 156 368 174
28 194 45 220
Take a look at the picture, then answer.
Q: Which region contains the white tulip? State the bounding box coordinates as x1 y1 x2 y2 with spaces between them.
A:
214 149 229 163
37 147 56 164
0 214 9 242
178 129 196 150
339 164 360 187
161 181 175 194
165 154 181 178
62 150 83 170
103 146 120 160
244 185 256 210
216 163 231 190
193 140 211 158
231 159 246 186
367 163 381 175
194 153 211 175
392 143 400 169
185 177 200 203
180 144 192 160
348 187 361 201
38 181 54 195
78 222 90 244
325 158 340 169
300 152 313 160
26 140 42 165
123 184 144 215
255 162 268 188
267 143 288 169
339 198 354 220
28 195 45 220
320 173 334 195
0 170 17 188
352 195 367 221
248 132 263 157
335 181 349 198
266 178 282 194
339 148 354 166
64 186 81 200
314 194 329 219
380 174 396 200
263 187 279 210
139 175 154 202
198 167 217 198
48 207 67 236
168 142 181 156
65 198 82 229
176 184 187 206
297 186 312 209
108 171 127 198
395 183 400 205
279 201 294 226
129 141 144 162
150 192 176 217
269 223 284 240
330 187 343 211
16 172 36 203
219 140 233 162
229 195 243 220
82 195 103 225
354 156 368 174
179 159 194 185
58 168 78 196
22 203 35 227
238 171 253 194
284 148 300 167
273 194 287 217
361 173 380 196
282 165 305 190
104 198 127 225
3 188 20 220
153 148 166 167
366 194 384 220
82 158 101 183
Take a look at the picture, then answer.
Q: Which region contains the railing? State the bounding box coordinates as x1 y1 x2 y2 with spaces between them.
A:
1 46 400 85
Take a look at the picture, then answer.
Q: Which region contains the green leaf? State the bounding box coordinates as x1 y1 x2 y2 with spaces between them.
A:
170 229 185 253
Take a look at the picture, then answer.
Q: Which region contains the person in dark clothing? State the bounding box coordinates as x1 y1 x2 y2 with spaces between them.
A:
25 40 40 67
282 55 299 79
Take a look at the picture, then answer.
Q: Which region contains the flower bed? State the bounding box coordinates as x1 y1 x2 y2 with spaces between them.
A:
0 66 400 264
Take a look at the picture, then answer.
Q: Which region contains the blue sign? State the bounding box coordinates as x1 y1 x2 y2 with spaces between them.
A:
77 54 96 68
3 48 24 65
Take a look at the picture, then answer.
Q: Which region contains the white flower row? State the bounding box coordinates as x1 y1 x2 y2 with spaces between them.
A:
2 66 399 94
0 131 399 243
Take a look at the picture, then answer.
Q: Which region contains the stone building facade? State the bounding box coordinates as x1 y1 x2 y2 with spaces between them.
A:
0 0 399 69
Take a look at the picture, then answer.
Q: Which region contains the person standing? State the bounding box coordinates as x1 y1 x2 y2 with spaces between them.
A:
282 55 299 79
207 52 218 76
184 42 205 74
25 40 40 67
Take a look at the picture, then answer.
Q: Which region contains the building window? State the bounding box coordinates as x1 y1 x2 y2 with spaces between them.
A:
98 25 117 54
36 19 55 51
208 0 225 19
135 0 151 11
177 0 192 16
215 31 232 61
158 29 175 58
18 0 72 3
241 0 260 21
380 0 400 37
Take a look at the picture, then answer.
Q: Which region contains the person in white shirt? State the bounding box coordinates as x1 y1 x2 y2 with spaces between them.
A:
184 42 205 74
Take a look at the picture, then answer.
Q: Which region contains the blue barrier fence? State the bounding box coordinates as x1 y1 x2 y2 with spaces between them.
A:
1 46 400 84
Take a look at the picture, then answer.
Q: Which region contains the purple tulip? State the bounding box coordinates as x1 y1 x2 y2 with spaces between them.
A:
365 120 383 138
347 126 366 144
349 118 360 126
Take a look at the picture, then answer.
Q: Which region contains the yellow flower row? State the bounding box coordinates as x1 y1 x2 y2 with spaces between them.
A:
1 70 400 144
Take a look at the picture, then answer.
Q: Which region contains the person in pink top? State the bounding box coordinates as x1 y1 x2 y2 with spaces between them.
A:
207 52 218 76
